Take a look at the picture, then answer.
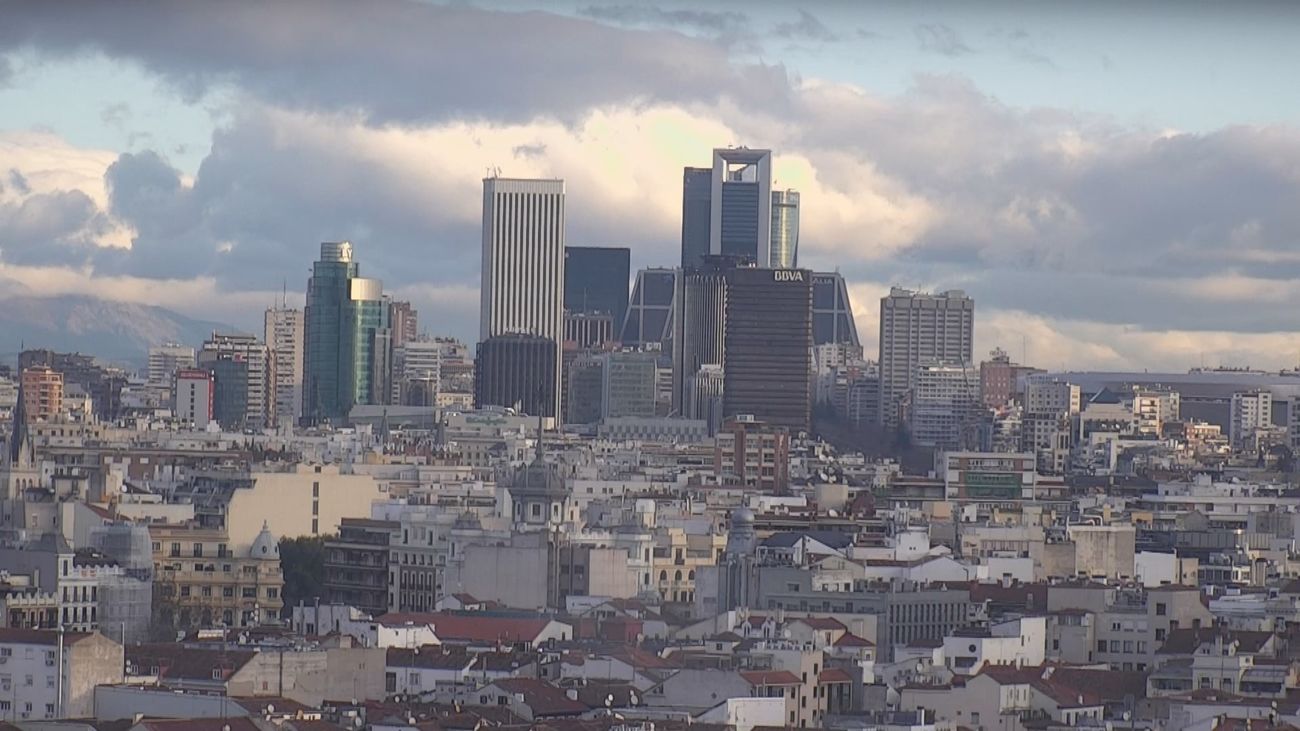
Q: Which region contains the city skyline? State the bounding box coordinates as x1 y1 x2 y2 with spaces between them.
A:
4 2 1300 372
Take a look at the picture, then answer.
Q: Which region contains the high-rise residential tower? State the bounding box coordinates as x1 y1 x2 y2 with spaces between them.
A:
878 287 975 430
679 149 773 269
303 241 390 423
264 304 304 426
480 177 565 418
198 332 271 431
769 189 800 268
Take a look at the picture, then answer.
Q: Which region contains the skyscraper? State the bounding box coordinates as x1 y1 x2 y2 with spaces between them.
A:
722 266 813 432
769 189 800 268
620 268 676 351
811 272 860 347
564 246 630 326
474 334 558 417
878 287 975 430
671 256 731 416
480 177 565 418
388 300 419 348
303 241 390 423
264 304 304 426
679 148 773 269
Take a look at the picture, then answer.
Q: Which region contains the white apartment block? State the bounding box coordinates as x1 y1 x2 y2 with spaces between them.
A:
264 306 304 426
1230 390 1272 451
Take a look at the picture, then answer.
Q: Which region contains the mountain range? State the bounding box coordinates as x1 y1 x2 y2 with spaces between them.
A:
0 295 238 369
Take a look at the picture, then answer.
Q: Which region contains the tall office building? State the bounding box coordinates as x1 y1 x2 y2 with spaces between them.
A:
304 241 390 423
671 256 732 416
147 343 196 387
198 332 271 431
679 148 773 268
723 266 813 432
620 268 676 351
769 190 800 268
878 287 975 430
264 305 304 427
480 177 565 418
564 246 630 327
474 334 558 417
811 272 861 347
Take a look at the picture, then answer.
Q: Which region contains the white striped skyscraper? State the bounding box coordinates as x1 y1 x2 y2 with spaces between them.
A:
480 177 565 417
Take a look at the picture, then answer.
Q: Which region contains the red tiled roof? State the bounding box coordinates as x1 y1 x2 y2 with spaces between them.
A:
138 720 262 731
740 670 801 687
793 616 846 631
818 668 853 683
833 633 875 648
377 612 561 644
486 678 588 717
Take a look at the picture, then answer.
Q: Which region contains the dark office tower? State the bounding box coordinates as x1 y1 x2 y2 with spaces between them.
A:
681 167 712 268
671 256 733 416
564 246 630 327
769 190 800 268
389 300 418 348
679 149 773 269
723 267 813 432
811 272 861 347
208 356 250 432
304 241 390 423
475 334 558 417
620 268 677 352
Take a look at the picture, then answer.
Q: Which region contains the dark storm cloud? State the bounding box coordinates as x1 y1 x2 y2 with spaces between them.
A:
1 0 789 124
914 23 974 56
0 189 105 265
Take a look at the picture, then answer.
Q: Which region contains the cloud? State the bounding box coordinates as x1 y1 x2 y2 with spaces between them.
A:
914 23 974 56
773 10 839 43
0 56 12 88
0 0 789 124
575 5 751 44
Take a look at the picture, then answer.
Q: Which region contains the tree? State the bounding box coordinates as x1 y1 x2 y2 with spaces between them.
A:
278 535 330 616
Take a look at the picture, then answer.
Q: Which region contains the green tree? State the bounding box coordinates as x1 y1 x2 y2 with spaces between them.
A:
278 535 330 616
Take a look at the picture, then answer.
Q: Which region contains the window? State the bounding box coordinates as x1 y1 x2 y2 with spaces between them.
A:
243 588 256 598
1156 628 1167 641
1097 640 1107 653
223 587 234 598
192 543 203 558
180 586 191 598
202 586 212 597
1156 603 1167 616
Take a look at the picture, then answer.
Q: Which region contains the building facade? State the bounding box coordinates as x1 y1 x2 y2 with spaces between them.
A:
480 177 565 418
19 367 63 424
769 189 800 268
563 246 630 326
197 332 271 432
263 305 304 427
475 334 559 417
173 369 214 428
878 287 975 430
722 266 814 432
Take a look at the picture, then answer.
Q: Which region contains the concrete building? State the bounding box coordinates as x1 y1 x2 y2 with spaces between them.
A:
0 628 123 720
264 304 304 426
173 368 214 428
480 177 565 418
197 332 271 432
1231 390 1273 452
324 518 396 617
907 361 982 450
980 347 1041 408
20 367 63 423
146 343 196 387
878 287 974 430
149 522 284 629
715 416 791 491
392 339 441 407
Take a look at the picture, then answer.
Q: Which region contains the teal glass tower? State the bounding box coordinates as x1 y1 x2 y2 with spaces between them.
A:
304 241 390 423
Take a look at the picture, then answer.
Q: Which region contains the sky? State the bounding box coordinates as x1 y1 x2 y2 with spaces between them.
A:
2 0 1300 371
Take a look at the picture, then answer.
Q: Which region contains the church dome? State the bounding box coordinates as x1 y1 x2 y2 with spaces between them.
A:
250 521 280 560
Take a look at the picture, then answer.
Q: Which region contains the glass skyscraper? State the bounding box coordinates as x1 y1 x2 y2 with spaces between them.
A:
770 189 800 268
304 241 389 423
678 149 773 269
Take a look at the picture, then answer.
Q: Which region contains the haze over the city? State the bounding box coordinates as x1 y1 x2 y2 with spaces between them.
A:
3 0 1300 370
